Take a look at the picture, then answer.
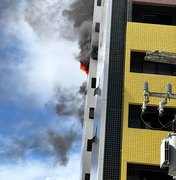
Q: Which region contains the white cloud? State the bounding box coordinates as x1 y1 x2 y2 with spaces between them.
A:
0 1 85 179
0 0 86 106
18 36 85 106
0 153 81 180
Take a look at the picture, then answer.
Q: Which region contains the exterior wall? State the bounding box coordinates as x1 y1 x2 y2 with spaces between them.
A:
80 0 101 179
80 59 97 180
90 0 127 179
90 0 112 179
121 22 176 179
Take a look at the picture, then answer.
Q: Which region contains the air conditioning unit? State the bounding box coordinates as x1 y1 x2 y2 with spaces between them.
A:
160 138 169 168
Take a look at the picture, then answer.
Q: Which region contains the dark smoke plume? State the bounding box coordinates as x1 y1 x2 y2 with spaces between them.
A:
1 129 78 166
0 0 90 167
55 82 87 125
78 81 87 95
62 0 94 28
77 21 92 68
47 129 78 165
63 0 95 72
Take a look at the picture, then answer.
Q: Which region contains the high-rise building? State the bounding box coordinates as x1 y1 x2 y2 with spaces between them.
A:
80 0 176 180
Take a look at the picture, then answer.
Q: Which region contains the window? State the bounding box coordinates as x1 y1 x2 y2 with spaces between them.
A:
97 0 101 6
85 173 90 180
143 61 156 74
157 14 173 25
130 52 176 76
89 107 94 119
127 163 172 180
132 4 176 25
95 23 100 32
87 139 92 151
143 14 157 24
87 136 96 151
130 52 144 73
142 14 173 25
91 78 96 88
91 45 98 60
128 104 176 131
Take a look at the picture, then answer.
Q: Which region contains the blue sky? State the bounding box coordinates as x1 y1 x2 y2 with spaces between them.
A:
0 0 86 179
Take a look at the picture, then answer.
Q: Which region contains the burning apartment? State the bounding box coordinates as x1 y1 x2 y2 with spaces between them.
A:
80 0 176 180
62 0 98 75
78 21 99 74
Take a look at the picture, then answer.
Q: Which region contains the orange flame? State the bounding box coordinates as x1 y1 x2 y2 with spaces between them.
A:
80 63 89 74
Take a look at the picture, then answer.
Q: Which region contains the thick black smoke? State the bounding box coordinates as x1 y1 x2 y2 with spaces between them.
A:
47 129 79 165
1 129 78 166
62 0 94 28
77 21 92 67
63 0 95 70
78 81 87 95
55 81 87 125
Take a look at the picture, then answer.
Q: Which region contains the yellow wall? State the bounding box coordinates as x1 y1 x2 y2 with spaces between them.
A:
121 22 176 180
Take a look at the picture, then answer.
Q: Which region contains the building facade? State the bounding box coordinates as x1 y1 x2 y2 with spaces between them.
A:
81 0 176 179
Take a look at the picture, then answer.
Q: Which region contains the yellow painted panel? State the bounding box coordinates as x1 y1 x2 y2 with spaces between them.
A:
122 128 169 164
126 22 176 53
125 73 176 106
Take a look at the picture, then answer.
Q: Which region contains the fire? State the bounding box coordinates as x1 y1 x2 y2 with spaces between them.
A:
80 62 89 74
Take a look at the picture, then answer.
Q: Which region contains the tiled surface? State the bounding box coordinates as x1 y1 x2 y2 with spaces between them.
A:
121 22 176 179
103 0 127 179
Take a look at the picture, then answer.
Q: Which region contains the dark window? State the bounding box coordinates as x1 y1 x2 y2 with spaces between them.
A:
128 104 176 131
158 63 172 75
91 45 98 60
87 139 92 151
95 23 100 32
130 52 144 73
143 61 156 74
132 4 176 25
130 52 176 76
127 163 172 180
97 0 101 6
143 14 157 24
142 14 173 25
157 14 173 25
91 78 96 88
87 136 96 152
85 173 90 180
89 107 94 119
